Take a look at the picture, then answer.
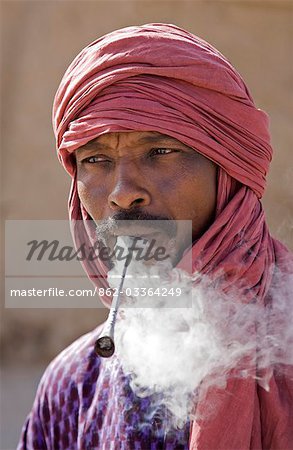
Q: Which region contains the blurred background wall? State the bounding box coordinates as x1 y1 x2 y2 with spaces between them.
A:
1 1 292 448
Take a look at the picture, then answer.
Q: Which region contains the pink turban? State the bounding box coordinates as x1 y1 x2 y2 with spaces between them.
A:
53 24 292 449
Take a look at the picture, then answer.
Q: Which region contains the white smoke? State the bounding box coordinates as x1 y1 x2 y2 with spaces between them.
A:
106 241 293 430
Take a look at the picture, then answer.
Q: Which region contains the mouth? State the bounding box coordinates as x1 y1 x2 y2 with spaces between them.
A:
104 219 176 238
112 228 162 240
112 234 175 269
113 229 174 253
112 224 176 253
96 229 176 269
95 218 179 268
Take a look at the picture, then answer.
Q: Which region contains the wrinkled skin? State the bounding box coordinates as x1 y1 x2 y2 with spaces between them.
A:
75 131 217 262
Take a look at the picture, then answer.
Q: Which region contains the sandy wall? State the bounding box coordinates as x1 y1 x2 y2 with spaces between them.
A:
1 2 292 448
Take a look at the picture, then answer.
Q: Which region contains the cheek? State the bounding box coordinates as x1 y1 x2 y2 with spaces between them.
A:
77 178 107 218
176 163 216 207
191 169 217 212
169 162 217 231
193 169 217 208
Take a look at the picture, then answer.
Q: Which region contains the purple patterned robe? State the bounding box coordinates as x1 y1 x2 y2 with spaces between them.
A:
18 325 190 449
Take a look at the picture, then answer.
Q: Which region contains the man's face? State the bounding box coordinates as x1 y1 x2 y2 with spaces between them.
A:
75 131 217 259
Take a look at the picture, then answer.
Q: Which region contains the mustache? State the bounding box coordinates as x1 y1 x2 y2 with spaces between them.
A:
95 210 177 240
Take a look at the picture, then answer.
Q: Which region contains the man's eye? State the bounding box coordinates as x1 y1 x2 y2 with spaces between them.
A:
82 156 109 164
150 148 178 156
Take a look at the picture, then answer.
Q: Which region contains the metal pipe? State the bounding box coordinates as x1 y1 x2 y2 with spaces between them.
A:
94 246 129 358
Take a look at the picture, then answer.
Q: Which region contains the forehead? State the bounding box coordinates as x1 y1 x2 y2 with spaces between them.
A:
75 131 185 153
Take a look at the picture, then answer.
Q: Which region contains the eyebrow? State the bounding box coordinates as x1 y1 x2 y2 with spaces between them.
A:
137 133 180 144
75 133 183 155
75 141 110 154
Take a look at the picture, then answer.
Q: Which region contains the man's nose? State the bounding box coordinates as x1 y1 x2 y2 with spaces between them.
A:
108 168 151 210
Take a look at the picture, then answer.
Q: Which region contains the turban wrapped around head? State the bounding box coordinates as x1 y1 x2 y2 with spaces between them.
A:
52 23 281 301
54 23 272 199
52 23 292 449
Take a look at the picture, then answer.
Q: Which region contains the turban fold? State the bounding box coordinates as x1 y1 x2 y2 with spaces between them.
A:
54 23 272 199
52 23 292 449
52 22 277 299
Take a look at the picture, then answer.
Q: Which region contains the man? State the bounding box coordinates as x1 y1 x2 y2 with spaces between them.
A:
18 23 292 449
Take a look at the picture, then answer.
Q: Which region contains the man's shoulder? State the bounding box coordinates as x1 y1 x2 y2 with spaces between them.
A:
17 323 106 448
